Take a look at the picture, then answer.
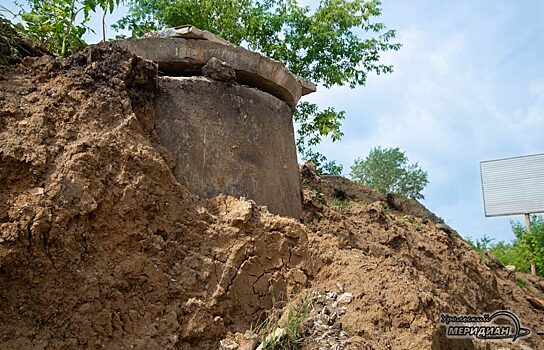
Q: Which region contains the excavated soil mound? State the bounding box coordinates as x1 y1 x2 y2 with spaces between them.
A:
299 169 544 349
0 45 309 349
0 45 543 350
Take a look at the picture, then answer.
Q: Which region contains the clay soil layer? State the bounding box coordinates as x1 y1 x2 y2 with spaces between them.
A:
0 45 543 350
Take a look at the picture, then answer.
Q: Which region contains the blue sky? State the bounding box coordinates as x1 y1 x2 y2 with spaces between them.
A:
303 0 544 242
2 0 543 242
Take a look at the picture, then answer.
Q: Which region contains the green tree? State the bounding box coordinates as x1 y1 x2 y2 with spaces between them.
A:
18 0 87 56
115 0 401 162
0 8 42 60
465 216 544 276
302 148 343 175
350 146 428 199
490 240 531 272
11 0 119 57
511 215 544 276
466 234 494 253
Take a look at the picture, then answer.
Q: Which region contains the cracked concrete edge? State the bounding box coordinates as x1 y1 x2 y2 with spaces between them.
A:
297 76 317 96
143 25 235 47
116 36 316 108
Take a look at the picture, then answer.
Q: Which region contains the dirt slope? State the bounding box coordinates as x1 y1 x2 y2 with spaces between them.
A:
299 169 544 349
0 45 309 349
0 45 543 350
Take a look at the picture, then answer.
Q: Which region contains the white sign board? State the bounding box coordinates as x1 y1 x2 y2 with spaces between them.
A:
480 153 544 217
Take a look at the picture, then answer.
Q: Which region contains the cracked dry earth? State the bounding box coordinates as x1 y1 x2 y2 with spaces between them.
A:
1 45 544 350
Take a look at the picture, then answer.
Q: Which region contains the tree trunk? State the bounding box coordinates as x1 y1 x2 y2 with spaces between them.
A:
102 8 107 42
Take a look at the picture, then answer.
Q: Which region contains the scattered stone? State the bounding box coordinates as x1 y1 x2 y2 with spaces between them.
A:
239 330 259 350
202 57 236 82
528 296 544 310
290 268 308 285
219 338 238 350
256 328 286 350
326 292 338 300
336 283 345 293
331 323 342 330
337 306 347 316
237 288 352 350
322 305 331 315
303 317 314 329
337 292 353 304
27 187 44 195
320 314 330 325
505 265 516 273
306 289 352 349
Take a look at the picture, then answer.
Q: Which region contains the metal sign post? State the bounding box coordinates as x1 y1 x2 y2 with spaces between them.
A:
480 153 544 276
524 213 537 276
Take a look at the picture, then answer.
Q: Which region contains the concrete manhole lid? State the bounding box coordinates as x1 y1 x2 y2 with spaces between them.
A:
116 25 315 108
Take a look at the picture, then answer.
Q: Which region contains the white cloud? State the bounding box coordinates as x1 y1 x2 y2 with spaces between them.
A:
307 0 544 242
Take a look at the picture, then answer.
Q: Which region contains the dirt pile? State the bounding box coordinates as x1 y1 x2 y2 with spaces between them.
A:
0 46 543 350
298 168 544 349
0 45 309 349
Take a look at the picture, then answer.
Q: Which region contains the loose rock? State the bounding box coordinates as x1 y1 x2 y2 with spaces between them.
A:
202 57 236 82
337 292 353 305
505 265 516 273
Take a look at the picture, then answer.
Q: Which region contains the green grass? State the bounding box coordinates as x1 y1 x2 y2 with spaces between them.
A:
328 198 352 209
257 297 312 350
516 277 528 288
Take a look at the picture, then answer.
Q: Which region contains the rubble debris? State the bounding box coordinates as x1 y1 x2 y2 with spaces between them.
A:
202 57 236 82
